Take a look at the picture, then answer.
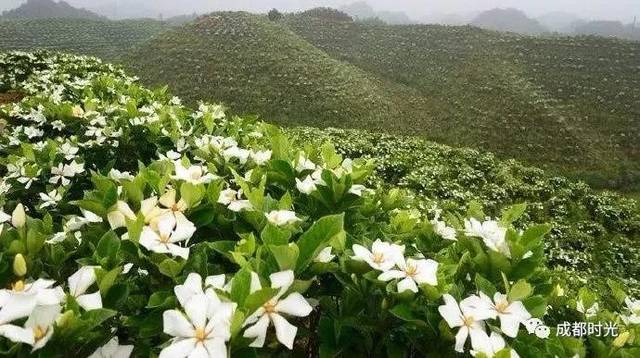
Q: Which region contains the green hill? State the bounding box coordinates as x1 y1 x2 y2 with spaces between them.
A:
0 18 170 60
124 12 398 129
0 0 104 20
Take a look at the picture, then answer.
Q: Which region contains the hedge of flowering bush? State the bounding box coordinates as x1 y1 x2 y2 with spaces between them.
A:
0 51 639 357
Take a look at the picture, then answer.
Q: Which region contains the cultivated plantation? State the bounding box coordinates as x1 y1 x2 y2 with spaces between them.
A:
0 48 638 357
0 5 639 358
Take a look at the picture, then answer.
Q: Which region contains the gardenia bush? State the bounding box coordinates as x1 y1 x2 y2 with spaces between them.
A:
0 51 638 357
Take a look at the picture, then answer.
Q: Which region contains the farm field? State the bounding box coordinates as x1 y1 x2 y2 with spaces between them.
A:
1 49 639 358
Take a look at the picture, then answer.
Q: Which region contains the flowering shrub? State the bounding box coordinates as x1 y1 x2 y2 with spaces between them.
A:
0 51 638 357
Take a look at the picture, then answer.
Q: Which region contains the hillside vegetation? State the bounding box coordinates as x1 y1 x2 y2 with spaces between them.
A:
125 12 398 129
0 11 639 195
0 18 170 60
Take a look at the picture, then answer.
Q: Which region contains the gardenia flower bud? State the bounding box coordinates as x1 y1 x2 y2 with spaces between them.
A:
13 253 27 277
613 331 629 347
12 203 26 228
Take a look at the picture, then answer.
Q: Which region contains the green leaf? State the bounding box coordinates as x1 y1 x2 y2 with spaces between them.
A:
269 244 299 271
295 214 344 272
230 268 252 306
500 203 527 225
243 287 279 314
180 182 205 208
96 231 120 260
261 223 291 245
147 290 177 309
98 266 122 295
475 274 498 297
26 227 46 255
158 258 185 278
389 304 427 327
508 279 532 301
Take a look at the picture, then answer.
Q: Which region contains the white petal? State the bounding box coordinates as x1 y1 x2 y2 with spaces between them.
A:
271 313 298 350
204 275 226 290
0 324 34 345
351 244 371 261
499 313 522 338
469 326 492 354
270 270 294 290
163 310 195 338
454 326 469 353
377 270 406 282
275 293 313 317
0 292 37 325
187 344 208 358
243 314 270 348
438 294 464 328
76 292 103 311
68 266 97 297
107 211 126 230
203 337 227 358
159 338 197 358
184 294 208 330
139 227 161 250
168 244 190 260
175 273 204 307
413 259 438 286
397 277 418 293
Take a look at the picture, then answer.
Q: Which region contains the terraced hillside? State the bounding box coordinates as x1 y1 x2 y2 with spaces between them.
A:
125 12 398 129
0 18 170 60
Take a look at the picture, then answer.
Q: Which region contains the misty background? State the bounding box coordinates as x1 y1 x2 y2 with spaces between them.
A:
0 0 638 24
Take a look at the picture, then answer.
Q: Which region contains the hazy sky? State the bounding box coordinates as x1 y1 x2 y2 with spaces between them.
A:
2 0 639 22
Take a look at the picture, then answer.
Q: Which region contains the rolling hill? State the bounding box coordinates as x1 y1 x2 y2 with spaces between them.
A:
470 8 548 35
0 0 104 20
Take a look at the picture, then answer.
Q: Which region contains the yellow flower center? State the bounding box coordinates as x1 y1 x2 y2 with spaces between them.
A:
495 300 510 314
159 233 171 244
263 301 276 314
11 280 25 292
33 326 47 341
405 265 418 277
372 252 385 264
463 315 475 328
194 327 207 342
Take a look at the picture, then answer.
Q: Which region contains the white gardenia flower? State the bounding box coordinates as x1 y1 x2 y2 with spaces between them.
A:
576 299 599 318
158 189 189 215
107 201 136 230
348 184 367 197
172 161 217 184
64 209 103 232
250 150 272 166
351 239 405 271
223 146 250 164
68 266 103 311
0 304 62 352
438 294 495 353
0 279 64 325
139 212 196 259
49 161 84 186
39 189 63 209
89 337 134 358
217 188 253 212
622 297 640 325
464 218 510 257
294 155 315 173
243 270 313 349
477 292 531 337
265 210 301 226
431 213 457 241
295 176 317 195
160 274 235 358
314 247 336 263
378 257 438 293
470 332 520 358
59 142 79 160
108 169 135 182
